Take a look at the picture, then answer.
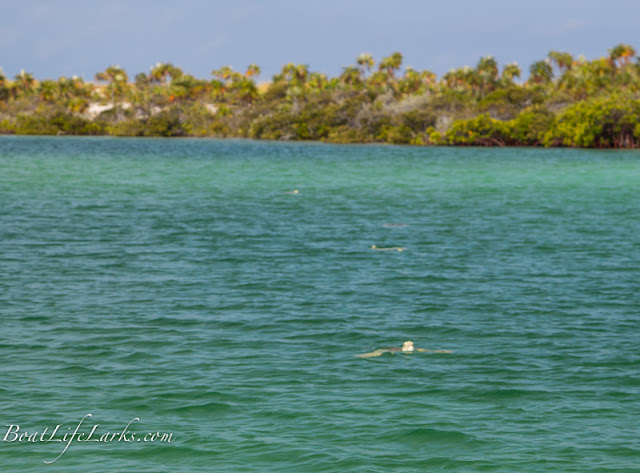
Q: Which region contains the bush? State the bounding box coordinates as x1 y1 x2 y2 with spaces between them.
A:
145 110 186 137
377 124 414 144
15 114 58 135
445 114 512 146
509 106 555 145
479 86 539 120
399 108 437 132
0 119 15 134
106 120 145 136
543 96 640 147
324 125 371 143
426 127 446 145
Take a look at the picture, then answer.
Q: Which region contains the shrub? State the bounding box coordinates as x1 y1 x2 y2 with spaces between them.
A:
15 115 48 134
543 96 640 147
509 106 555 145
145 110 186 137
377 124 414 144
0 119 15 134
445 114 512 146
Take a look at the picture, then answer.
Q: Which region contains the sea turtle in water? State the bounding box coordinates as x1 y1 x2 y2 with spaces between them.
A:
383 223 409 228
355 340 454 358
370 245 406 252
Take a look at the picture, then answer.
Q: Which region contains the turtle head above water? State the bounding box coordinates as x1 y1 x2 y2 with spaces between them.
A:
402 341 414 352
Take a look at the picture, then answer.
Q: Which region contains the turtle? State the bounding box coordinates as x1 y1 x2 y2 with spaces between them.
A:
355 340 454 358
370 245 406 252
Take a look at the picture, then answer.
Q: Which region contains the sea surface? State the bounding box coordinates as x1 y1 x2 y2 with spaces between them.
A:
1 136 639 472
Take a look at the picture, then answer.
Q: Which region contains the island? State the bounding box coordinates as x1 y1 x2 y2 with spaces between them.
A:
0 43 638 148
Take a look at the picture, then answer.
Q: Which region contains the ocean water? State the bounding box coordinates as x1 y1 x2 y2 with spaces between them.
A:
0 136 639 472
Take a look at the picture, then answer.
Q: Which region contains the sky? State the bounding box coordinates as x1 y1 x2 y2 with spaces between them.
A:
0 0 638 82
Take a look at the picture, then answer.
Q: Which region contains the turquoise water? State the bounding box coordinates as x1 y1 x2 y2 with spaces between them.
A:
1 136 639 472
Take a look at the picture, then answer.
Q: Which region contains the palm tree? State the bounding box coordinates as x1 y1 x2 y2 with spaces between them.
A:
501 63 521 82
307 72 329 92
210 79 226 100
212 66 231 81
397 67 436 95
245 64 261 78
135 73 149 88
150 63 170 83
211 66 241 101
150 63 183 83
72 76 90 95
585 58 614 90
356 53 374 77
293 64 309 85
0 68 7 101
171 74 209 102
241 64 261 101
548 50 574 74
442 66 477 93
95 65 129 103
528 60 553 85
278 63 309 95
367 70 392 91
378 52 403 78
476 56 498 96
38 80 57 102
14 70 36 96
211 66 261 103
57 76 82 101
236 77 258 103
477 56 498 79
339 66 363 88
609 43 636 69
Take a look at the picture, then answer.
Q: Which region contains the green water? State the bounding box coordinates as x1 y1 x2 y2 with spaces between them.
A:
1 136 639 472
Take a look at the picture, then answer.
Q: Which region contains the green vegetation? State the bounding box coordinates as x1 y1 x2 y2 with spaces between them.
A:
2 44 640 147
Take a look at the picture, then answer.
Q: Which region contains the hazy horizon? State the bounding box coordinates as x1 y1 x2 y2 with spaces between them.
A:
1 0 638 82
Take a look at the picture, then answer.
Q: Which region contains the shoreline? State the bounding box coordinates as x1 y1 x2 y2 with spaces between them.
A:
1 133 638 151
2 44 640 148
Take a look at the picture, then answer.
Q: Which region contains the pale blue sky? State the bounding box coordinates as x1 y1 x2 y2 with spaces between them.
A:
0 0 637 81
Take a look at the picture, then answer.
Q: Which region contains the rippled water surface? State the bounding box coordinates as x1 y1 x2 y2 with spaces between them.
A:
1 136 639 472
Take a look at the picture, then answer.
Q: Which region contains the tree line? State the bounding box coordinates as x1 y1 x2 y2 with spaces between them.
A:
1 44 639 148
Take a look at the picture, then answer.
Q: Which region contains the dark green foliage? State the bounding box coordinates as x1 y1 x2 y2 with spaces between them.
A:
446 114 512 146
325 125 371 143
0 119 15 134
249 90 375 142
15 114 58 135
106 119 145 137
400 108 437 132
145 110 186 137
479 86 546 119
509 106 555 145
377 124 414 144
14 111 102 135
